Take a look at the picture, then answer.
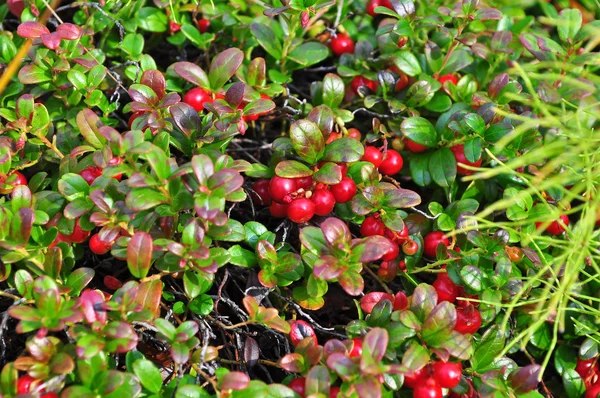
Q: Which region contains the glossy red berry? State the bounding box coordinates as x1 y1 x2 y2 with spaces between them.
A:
536 214 569 236
585 383 600 398
40 393 59 398
362 146 383 167
269 176 298 203
576 358 599 379
423 231 450 258
68 219 90 243
351 76 378 94
289 320 317 347
330 176 356 204
378 150 403 176
288 378 306 397
349 337 362 357
197 18 210 33
432 361 462 389
169 21 181 32
287 198 315 224
296 176 313 190
403 366 429 389
395 72 409 91
329 386 341 398
251 179 272 206
89 234 113 255
347 128 362 139
450 144 482 176
49 233 70 249
80 166 102 185
455 306 482 334
366 0 392 16
269 201 288 218
405 138 429 153
361 215 385 237
17 375 37 394
9 171 28 187
330 33 355 57
402 239 419 256
413 377 443 398
381 242 399 261
438 74 458 86
311 189 336 216
183 87 212 112
433 273 459 303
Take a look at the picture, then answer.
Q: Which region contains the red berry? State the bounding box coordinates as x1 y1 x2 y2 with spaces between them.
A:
330 33 355 57
330 386 341 398
326 132 342 144
330 176 356 203
296 176 313 190
366 0 392 16
89 234 113 255
450 144 482 176
432 361 462 389
169 21 181 32
80 166 102 185
7 0 25 17
49 233 70 249
9 171 28 187
381 241 399 261
536 214 569 236
438 74 458 86
586 383 600 398
269 201 288 218
413 378 443 398
197 18 210 33
251 179 271 206
347 128 362 140
403 366 429 389
41 393 59 398
183 87 212 112
378 261 397 282
433 273 459 303
378 150 403 175
362 146 383 167
395 72 409 91
361 215 385 237
349 337 362 357
454 306 482 334
287 198 315 224
269 176 298 203
402 239 419 256
405 138 429 153
68 219 90 243
288 378 306 397
311 189 336 216
17 375 37 394
576 358 599 379
423 231 449 258
350 76 378 94
289 320 317 347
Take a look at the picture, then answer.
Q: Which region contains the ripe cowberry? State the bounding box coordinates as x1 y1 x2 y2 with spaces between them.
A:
432 361 462 389
9 171 28 187
347 128 362 140
197 18 210 33
329 386 341 398
362 146 383 167
330 176 356 203
585 383 600 398
438 74 458 86
381 242 399 261
349 337 362 357
269 201 288 218
454 306 482 334
68 219 90 243
350 76 378 94
251 179 271 206
423 231 449 258
378 150 403 176
536 214 569 236
366 0 392 16
17 375 37 394
269 176 297 203
433 273 459 303
296 176 313 190
311 189 336 216
287 198 315 224
405 138 429 153
183 87 212 112
80 166 102 185
450 144 482 176
402 239 419 256
330 33 355 57
576 358 598 379
395 72 409 91
361 215 385 237
89 234 113 255
289 320 318 347
413 377 443 398
288 377 306 397
403 366 429 389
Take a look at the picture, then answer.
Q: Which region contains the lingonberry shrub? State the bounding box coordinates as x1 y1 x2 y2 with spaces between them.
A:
0 0 598 397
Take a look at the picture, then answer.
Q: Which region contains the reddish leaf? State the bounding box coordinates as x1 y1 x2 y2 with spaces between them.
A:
321 217 351 248
363 327 388 363
127 232 153 279
173 61 210 89
134 279 162 319
141 70 166 100
220 372 250 391
41 32 62 49
509 364 541 393
17 21 49 38
280 353 306 372
56 23 82 40
360 292 394 314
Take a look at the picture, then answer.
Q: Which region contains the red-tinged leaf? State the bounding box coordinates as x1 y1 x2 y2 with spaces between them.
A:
307 105 335 136
279 353 306 372
509 364 541 393
9 305 39 321
128 84 158 105
140 70 166 99
243 296 259 318
354 375 382 398
244 98 275 117
225 81 245 108
127 232 153 279
173 61 210 89
220 371 250 391
323 339 348 358
290 119 325 164
358 236 395 262
41 32 62 50
76 109 106 149
17 21 49 38
321 217 351 248
134 279 162 319
306 365 330 396
410 283 438 322
421 301 457 346
363 327 388 363
55 23 82 40
158 92 180 108
10 208 34 243
326 353 359 381
170 102 201 138
338 272 364 296
245 57 266 86
265 315 291 334
79 289 107 325
209 48 244 89
383 188 422 208
18 64 52 84
360 292 394 314
313 255 344 280
191 154 214 186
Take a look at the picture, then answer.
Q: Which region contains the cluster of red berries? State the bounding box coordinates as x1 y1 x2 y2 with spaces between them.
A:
535 213 569 236
79 158 122 185
576 357 600 398
361 146 404 176
182 87 271 122
16 374 59 397
251 171 357 224
47 214 115 255
406 361 464 398
433 273 482 334
360 213 410 261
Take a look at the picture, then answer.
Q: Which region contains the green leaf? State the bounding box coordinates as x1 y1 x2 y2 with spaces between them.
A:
137 8 168 32
288 42 329 67
181 24 204 47
557 9 582 42
322 73 344 108
439 50 474 75
58 173 89 201
290 119 325 164
392 51 422 76
401 117 438 147
209 48 244 90
428 148 456 188
68 70 87 91
471 326 506 372
127 232 153 279
132 359 162 393
409 153 432 187
122 33 144 60
251 23 282 59
562 369 585 398
228 245 257 268
188 294 214 316
460 265 484 292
